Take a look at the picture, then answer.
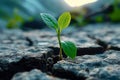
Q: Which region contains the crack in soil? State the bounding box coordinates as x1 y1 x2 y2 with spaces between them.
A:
88 35 120 51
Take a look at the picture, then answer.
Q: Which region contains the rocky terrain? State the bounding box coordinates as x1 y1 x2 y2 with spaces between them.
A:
0 23 120 80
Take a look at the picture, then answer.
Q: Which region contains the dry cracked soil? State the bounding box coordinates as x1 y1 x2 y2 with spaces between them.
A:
0 23 120 80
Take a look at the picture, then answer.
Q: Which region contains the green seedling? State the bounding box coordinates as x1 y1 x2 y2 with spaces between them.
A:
40 12 77 60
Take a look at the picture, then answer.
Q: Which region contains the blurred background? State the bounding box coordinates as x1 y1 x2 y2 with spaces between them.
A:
0 0 119 30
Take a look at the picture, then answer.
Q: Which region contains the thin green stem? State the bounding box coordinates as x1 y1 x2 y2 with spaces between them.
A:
57 29 62 60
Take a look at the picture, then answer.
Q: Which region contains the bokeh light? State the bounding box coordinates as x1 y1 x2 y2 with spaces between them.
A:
64 0 98 7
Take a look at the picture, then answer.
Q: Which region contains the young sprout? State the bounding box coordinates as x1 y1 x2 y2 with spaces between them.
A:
40 12 77 60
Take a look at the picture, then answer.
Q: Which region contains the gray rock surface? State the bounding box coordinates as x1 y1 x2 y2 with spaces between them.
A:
0 24 120 80
0 45 53 79
0 29 54 79
23 28 104 56
53 50 120 80
12 69 65 80
87 65 120 80
86 24 120 50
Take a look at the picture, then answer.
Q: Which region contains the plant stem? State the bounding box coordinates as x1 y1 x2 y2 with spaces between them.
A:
57 29 62 60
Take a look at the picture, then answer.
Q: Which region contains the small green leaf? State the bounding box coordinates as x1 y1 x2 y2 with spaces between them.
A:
61 41 77 59
40 13 58 30
58 12 71 31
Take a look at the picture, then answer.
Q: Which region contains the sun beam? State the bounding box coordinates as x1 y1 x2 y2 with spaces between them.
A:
64 0 97 7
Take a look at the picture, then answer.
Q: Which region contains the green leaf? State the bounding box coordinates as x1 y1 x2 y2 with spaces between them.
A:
58 12 71 32
40 13 58 30
61 41 77 59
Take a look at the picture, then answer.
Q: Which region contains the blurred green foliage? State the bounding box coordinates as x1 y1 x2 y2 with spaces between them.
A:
71 0 120 26
0 0 69 29
7 9 24 29
108 0 120 22
0 0 120 29
0 0 39 29
95 15 104 22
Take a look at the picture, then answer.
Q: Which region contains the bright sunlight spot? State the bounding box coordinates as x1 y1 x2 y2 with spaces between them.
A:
64 0 98 7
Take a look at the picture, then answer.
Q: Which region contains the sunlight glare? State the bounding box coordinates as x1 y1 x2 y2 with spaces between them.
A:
64 0 97 7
